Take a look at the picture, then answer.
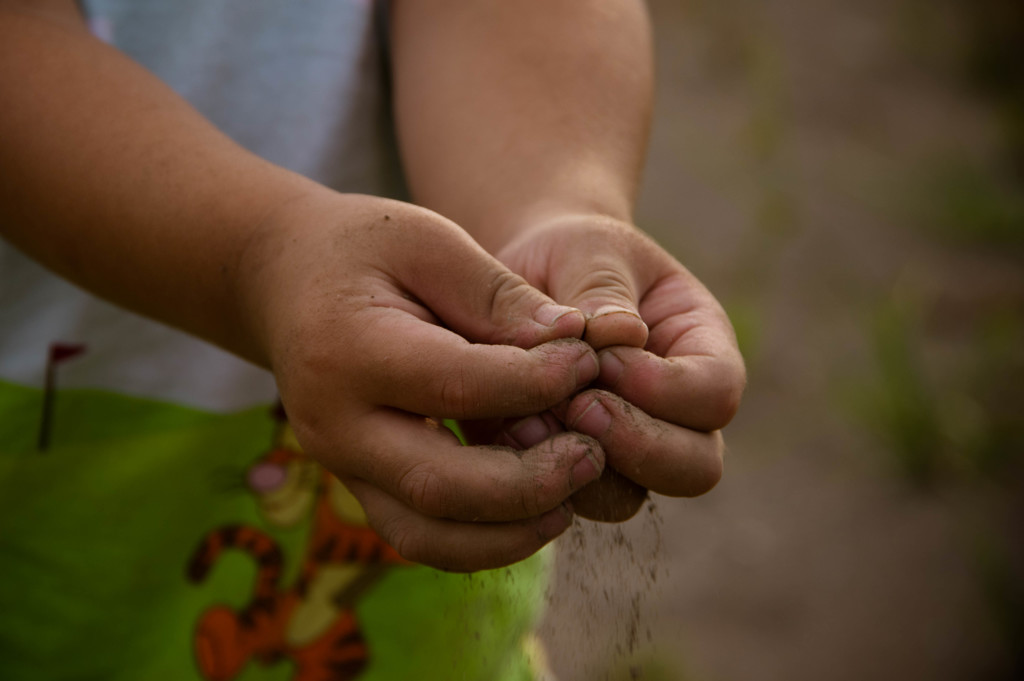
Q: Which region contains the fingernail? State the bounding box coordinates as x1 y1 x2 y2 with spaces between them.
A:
569 449 602 490
505 415 551 449
575 351 599 388
599 350 625 387
592 304 642 320
571 397 612 438
536 303 580 327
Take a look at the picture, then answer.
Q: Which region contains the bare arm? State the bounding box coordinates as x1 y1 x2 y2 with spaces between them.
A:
0 1 606 570
390 0 654 254
0 1 320 363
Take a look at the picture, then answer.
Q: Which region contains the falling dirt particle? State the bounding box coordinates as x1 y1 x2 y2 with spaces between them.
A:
545 496 665 678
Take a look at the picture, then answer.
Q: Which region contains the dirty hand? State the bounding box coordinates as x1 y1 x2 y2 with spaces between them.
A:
493 214 746 521
238 193 607 571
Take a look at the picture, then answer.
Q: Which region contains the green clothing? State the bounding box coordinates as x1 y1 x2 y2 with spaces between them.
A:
0 379 549 680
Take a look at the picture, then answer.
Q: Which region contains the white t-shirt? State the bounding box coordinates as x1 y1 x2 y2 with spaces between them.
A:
0 0 405 411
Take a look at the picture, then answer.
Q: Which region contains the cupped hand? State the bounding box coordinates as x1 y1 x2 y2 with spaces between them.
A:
236 192 608 571
495 214 746 521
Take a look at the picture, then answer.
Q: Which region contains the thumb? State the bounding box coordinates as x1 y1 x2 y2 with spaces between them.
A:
388 208 585 348
538 220 652 351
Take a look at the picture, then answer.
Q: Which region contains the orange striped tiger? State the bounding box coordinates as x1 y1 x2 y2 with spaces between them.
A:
186 426 406 681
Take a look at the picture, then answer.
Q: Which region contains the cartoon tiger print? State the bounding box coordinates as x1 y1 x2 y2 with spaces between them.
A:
186 425 406 681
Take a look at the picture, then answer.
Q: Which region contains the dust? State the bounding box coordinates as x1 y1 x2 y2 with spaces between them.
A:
542 498 667 681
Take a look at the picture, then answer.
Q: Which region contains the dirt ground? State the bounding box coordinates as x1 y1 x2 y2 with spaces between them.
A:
539 1 1024 679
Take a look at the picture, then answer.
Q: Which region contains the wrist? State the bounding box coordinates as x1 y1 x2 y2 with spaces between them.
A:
470 194 636 256
495 209 638 256
229 186 348 368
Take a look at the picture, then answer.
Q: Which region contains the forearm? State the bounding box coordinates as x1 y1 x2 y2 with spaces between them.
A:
389 0 654 253
0 4 323 364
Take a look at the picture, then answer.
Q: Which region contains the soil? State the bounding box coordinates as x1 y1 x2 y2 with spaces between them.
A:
538 0 1024 679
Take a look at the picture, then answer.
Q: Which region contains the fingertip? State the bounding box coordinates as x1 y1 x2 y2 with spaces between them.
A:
574 346 600 389
500 303 585 350
568 437 604 490
537 502 575 541
584 307 649 350
568 393 613 439
597 348 626 388
535 303 587 339
531 338 599 396
593 304 642 319
501 411 564 449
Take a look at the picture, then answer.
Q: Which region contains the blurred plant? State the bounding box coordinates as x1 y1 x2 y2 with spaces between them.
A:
924 157 1024 251
850 292 944 483
844 281 1024 485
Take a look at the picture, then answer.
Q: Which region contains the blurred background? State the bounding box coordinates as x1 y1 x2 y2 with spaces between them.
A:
539 0 1024 678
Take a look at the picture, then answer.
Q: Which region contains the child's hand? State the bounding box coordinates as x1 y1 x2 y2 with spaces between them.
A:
495 214 747 521
239 193 606 572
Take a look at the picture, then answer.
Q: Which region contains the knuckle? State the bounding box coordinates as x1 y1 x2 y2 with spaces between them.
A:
437 366 476 418
487 269 534 317
516 471 548 518
373 512 418 563
485 270 549 347
573 265 636 307
559 221 646 304
396 462 450 517
521 434 591 513
481 449 548 519
532 342 586 395
374 513 457 571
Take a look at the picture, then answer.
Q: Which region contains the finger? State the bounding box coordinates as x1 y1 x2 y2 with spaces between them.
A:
458 410 564 448
345 478 575 572
495 411 565 449
584 307 649 353
348 309 599 419
570 467 649 523
597 345 745 432
601 271 745 431
380 208 586 347
332 409 605 522
566 390 724 497
538 220 659 350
